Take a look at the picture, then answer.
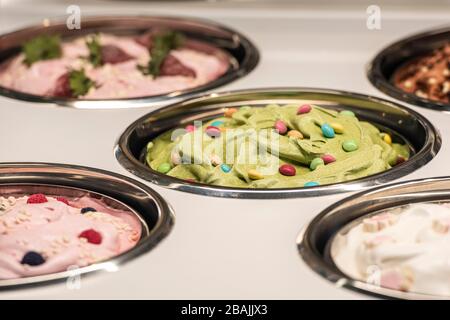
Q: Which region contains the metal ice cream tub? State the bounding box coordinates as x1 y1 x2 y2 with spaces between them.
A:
0 162 174 289
115 88 441 199
297 176 450 299
367 26 450 111
0 15 259 108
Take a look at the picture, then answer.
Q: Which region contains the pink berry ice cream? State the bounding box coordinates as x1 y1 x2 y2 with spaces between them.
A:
0 30 230 99
0 193 142 280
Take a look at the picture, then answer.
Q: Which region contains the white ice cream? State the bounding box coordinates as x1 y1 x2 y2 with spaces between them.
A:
332 203 450 296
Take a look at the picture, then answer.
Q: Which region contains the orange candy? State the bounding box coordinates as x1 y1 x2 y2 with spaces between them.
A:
224 108 238 117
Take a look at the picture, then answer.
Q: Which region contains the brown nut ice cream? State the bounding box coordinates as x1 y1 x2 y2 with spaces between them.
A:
393 43 450 104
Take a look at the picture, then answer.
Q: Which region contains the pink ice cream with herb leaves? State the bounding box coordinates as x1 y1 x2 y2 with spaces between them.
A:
0 30 229 99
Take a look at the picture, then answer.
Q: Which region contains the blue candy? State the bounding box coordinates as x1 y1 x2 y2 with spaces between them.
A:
321 123 335 138
304 181 320 187
210 120 224 127
221 164 231 173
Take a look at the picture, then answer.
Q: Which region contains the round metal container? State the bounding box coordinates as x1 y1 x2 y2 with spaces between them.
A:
0 15 259 109
367 26 450 111
297 176 450 300
0 162 174 289
115 88 441 199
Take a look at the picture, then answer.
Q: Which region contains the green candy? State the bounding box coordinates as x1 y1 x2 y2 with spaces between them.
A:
310 158 325 170
343 140 358 152
340 110 355 117
157 163 171 174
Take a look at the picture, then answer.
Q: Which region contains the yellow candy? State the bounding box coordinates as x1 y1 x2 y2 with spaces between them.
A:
287 130 304 139
382 133 392 145
248 169 263 180
224 108 238 118
330 122 344 134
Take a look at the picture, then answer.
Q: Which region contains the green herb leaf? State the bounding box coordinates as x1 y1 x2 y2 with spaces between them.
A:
22 35 62 66
138 31 185 77
85 35 102 67
68 69 95 97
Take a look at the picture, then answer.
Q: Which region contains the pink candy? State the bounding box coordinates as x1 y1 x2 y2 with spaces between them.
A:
274 120 288 135
279 164 296 176
205 126 221 138
185 124 196 132
297 104 312 114
321 154 336 164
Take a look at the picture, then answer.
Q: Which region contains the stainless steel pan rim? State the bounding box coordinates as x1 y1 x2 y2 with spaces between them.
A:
297 176 450 300
0 162 174 290
115 87 441 199
367 25 450 112
0 15 259 109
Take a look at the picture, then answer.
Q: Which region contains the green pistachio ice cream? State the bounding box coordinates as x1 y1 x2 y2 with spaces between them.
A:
145 104 410 188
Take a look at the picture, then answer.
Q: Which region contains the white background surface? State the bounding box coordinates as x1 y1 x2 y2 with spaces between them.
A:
0 0 449 299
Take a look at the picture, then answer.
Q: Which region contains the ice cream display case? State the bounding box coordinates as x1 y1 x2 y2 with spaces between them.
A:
1 0 450 301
